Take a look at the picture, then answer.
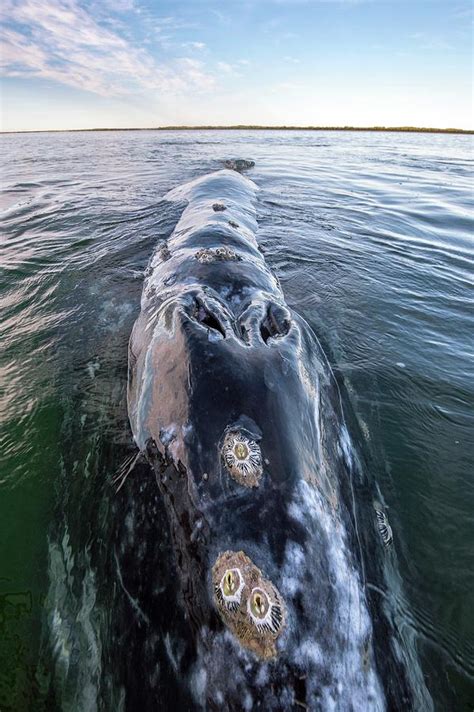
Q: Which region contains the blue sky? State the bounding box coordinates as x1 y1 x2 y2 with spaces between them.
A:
1 0 472 131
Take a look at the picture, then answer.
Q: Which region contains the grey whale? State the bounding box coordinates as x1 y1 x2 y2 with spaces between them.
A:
127 167 428 710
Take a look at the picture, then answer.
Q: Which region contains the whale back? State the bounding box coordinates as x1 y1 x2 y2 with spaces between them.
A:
126 169 423 711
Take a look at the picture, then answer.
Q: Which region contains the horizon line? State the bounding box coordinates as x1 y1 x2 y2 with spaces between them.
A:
1 125 473 136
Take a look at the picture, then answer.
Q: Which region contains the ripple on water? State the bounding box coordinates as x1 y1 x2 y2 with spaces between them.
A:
0 129 472 710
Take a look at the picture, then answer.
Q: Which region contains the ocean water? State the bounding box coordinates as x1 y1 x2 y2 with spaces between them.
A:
0 129 472 710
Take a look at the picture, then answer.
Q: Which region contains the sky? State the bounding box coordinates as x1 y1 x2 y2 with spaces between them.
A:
0 0 472 132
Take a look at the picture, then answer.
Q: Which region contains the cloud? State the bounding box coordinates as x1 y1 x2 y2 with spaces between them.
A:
452 5 474 19
183 41 206 50
178 57 216 91
209 9 231 26
0 0 215 96
408 31 453 51
255 0 369 3
216 60 250 77
216 61 234 73
101 0 136 11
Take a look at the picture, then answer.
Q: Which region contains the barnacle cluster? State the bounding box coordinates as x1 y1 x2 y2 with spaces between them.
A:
195 247 241 264
212 550 286 659
224 159 255 172
159 243 171 261
222 432 262 488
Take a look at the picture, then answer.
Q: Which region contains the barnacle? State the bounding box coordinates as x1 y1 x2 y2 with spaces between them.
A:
248 587 284 635
214 568 244 612
375 506 393 547
212 550 286 659
222 432 262 488
195 247 240 263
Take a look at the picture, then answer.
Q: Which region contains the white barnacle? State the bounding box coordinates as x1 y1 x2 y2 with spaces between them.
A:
215 568 245 612
222 432 262 488
375 509 393 547
247 587 284 635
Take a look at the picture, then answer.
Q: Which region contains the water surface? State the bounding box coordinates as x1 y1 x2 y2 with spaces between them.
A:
0 129 473 710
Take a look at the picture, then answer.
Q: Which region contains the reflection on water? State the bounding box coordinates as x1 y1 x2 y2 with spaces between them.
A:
0 130 473 710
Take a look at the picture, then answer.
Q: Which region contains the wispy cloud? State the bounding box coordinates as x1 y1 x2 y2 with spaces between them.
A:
0 0 215 96
216 61 235 74
452 5 473 20
178 57 216 91
209 9 231 26
215 60 249 78
259 0 369 3
407 31 453 51
183 41 206 50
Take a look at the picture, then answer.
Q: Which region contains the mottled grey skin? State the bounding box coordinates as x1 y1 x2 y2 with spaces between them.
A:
127 169 429 711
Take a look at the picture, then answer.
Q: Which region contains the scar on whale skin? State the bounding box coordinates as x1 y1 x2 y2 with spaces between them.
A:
212 551 286 660
222 431 263 487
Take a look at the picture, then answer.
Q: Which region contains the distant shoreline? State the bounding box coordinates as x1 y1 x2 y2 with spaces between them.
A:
1 125 473 135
